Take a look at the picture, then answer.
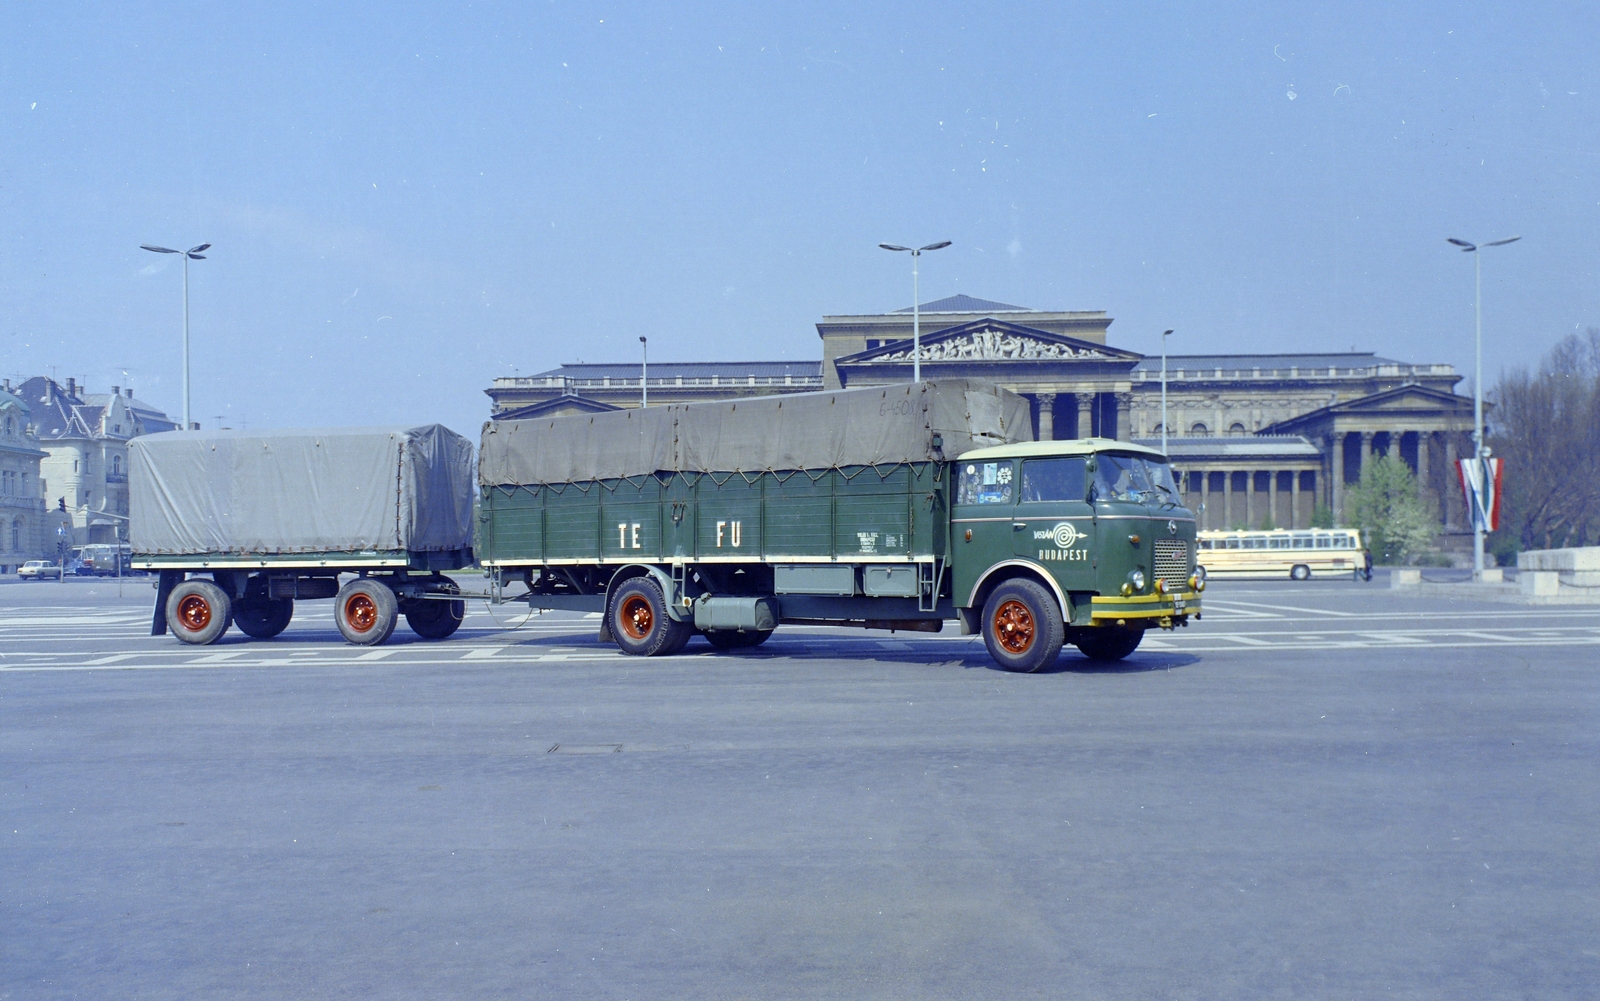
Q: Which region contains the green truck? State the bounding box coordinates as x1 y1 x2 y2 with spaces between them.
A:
477 380 1202 672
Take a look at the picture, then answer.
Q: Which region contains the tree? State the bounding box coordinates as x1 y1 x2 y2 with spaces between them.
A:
1488 329 1600 551
1345 454 1438 564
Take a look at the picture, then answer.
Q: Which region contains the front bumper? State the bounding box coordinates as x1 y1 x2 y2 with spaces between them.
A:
1089 590 1200 627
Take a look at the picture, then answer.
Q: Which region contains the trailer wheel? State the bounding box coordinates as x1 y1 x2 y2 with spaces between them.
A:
609 577 691 656
703 629 773 650
1074 626 1143 662
405 584 464 640
1290 564 1311 581
234 598 294 639
336 579 399 646
981 578 1064 673
166 580 233 645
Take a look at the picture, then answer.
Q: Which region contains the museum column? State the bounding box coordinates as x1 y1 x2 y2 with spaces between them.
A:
1036 393 1056 441
1077 394 1095 439
1115 393 1131 442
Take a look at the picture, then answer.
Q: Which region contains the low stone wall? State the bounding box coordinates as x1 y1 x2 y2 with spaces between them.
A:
1517 546 1600 588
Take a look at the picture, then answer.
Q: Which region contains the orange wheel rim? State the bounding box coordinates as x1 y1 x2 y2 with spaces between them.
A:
619 595 653 640
177 594 212 631
344 593 378 632
993 599 1035 654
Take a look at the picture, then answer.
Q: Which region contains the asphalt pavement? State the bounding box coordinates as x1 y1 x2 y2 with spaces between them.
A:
3 573 1597 999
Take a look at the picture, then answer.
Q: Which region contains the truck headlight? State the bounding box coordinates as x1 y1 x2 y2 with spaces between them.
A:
1127 570 1146 592
1189 573 1206 592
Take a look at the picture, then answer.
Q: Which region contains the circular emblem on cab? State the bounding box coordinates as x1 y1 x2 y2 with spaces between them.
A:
1052 522 1081 548
1168 520 1178 535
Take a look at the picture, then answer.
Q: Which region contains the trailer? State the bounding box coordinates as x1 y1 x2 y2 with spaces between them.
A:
477 380 1203 671
130 425 475 646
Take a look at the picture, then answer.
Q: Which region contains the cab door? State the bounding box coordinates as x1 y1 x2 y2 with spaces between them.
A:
951 457 1019 607
1014 456 1096 592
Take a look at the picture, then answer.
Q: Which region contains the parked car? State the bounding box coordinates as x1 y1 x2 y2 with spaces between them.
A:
19 560 63 580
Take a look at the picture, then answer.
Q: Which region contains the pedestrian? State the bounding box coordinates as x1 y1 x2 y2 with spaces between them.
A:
1362 547 1374 582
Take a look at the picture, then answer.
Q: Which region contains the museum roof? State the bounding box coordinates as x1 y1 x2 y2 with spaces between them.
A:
503 361 825 383
1132 435 1323 460
892 294 1031 314
1131 352 1409 374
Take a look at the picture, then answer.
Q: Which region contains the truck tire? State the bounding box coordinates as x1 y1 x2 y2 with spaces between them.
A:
336 579 399 646
405 585 464 640
166 580 233 645
703 629 773 650
234 598 294 639
609 576 691 656
981 578 1064 673
1074 626 1143 662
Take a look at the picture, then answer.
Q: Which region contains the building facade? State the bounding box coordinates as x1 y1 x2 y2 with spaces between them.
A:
484 296 1476 535
13 377 177 548
0 387 49 571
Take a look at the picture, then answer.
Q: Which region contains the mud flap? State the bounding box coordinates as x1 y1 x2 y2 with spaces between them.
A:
151 570 182 636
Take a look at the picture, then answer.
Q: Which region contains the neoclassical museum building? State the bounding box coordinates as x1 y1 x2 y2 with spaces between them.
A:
486 296 1477 538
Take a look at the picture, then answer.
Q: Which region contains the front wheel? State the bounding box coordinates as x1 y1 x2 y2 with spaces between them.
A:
336 579 399 646
609 577 692 656
980 578 1065 673
1074 626 1143 662
1290 564 1311 581
166 579 233 645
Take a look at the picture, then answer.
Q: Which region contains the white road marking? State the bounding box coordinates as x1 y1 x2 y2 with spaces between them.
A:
81 653 140 666
1208 600 1359 617
460 646 510 660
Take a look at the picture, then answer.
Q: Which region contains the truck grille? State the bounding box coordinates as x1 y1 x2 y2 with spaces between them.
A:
1153 539 1189 588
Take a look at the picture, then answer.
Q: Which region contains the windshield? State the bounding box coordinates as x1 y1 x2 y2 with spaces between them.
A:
1093 454 1179 505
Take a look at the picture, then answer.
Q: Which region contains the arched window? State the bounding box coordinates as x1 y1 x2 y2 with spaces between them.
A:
11 518 21 552
1189 422 1209 434
1229 422 1248 435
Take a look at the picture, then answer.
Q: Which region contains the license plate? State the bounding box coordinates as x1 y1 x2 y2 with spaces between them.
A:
1172 599 1186 612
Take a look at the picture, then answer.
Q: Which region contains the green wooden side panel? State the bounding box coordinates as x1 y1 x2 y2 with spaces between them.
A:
761 473 835 556
544 485 602 559
833 466 912 558
661 474 699 559
695 476 763 557
600 478 664 559
484 487 544 563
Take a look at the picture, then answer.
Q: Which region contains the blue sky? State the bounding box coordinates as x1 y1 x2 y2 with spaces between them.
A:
3 2 1596 438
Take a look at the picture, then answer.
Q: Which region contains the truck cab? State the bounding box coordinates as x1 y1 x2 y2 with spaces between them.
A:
951 438 1202 670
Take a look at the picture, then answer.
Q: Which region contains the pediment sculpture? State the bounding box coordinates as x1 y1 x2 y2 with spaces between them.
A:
869 327 1110 362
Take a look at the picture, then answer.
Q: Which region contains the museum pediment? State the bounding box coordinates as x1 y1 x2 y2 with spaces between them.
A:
837 319 1139 365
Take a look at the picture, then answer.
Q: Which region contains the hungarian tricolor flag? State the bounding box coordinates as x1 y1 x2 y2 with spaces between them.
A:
1458 457 1503 532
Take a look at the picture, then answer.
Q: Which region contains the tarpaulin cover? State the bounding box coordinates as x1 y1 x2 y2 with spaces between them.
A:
479 380 1032 485
130 425 475 555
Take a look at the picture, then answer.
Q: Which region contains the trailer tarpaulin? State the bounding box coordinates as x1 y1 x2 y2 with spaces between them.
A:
479 380 1032 485
130 425 475 555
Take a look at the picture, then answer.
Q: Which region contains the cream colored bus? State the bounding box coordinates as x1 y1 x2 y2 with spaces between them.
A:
1196 528 1364 581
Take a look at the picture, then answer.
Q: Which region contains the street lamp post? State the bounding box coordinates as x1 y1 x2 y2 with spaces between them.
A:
1160 329 1174 456
879 241 952 383
1446 234 1520 580
639 336 648 408
139 243 211 430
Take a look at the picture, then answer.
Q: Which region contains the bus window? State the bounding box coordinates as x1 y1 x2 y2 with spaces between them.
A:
1291 533 1311 549
1019 457 1086 502
1225 537 1240 549
1269 536 1288 549
1199 538 1214 550
1315 535 1331 548
1333 534 1352 549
